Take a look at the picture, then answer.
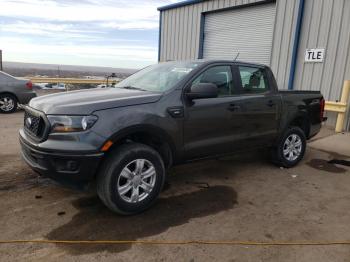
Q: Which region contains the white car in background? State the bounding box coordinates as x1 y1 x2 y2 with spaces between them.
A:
38 83 66 90
97 83 115 88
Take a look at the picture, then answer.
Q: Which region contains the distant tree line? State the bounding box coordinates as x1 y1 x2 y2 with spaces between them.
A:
3 67 131 79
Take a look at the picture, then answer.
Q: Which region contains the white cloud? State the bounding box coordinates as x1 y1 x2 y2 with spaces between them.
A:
0 0 183 67
0 21 102 38
100 21 159 30
0 0 165 28
0 36 157 61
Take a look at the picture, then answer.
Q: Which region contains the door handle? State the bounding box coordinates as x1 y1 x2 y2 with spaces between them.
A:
228 104 241 111
167 107 184 118
267 100 275 107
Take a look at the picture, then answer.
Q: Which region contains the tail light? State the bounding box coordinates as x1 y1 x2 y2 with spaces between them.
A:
320 97 325 121
26 81 33 90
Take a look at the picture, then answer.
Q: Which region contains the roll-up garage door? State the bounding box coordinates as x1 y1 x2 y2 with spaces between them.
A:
203 3 276 65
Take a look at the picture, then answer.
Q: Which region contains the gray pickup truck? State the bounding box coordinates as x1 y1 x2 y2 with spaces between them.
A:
19 60 325 214
0 71 36 113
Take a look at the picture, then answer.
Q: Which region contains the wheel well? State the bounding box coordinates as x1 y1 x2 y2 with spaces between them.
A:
107 131 173 169
289 116 310 137
0 92 18 102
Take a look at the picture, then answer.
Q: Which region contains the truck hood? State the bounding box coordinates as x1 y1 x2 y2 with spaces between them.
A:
29 88 162 115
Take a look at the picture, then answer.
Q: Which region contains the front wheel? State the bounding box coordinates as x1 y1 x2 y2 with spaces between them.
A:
97 143 165 215
271 127 306 168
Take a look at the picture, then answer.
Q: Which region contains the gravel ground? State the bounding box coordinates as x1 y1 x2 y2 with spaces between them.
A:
0 110 350 262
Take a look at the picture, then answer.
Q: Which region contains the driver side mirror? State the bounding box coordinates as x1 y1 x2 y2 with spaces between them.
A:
186 83 218 100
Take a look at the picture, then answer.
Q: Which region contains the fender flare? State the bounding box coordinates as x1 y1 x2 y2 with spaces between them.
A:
106 124 177 163
286 110 310 137
0 91 19 102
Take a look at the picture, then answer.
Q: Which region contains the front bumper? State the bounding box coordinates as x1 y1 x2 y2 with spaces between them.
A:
20 134 104 187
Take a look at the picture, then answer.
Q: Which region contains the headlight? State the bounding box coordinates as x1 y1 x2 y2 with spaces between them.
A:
47 115 98 133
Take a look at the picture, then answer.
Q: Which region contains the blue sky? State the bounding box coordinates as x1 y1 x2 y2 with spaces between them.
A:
0 0 182 69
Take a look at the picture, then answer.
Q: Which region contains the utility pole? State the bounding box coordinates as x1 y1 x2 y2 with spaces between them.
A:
0 50 3 71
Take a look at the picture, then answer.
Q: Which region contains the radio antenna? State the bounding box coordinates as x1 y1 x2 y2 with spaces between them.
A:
233 52 240 61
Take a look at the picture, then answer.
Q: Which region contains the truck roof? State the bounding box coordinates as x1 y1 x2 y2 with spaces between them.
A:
164 59 268 68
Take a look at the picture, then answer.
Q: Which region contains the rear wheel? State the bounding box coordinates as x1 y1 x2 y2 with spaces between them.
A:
97 143 165 215
0 94 17 113
271 127 306 168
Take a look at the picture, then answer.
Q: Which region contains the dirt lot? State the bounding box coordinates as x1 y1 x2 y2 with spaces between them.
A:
1 111 350 262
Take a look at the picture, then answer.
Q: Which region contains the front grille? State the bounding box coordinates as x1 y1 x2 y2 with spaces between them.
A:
24 109 45 138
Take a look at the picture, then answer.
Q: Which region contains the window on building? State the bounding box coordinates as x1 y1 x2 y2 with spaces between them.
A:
238 66 269 93
191 65 233 97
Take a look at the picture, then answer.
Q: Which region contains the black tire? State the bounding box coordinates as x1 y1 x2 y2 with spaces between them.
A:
97 143 165 215
0 94 18 113
271 127 306 168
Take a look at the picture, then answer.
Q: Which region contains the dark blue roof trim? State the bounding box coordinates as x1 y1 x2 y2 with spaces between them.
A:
158 0 204 11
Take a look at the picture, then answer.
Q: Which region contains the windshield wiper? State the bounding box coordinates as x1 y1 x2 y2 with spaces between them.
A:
118 86 146 91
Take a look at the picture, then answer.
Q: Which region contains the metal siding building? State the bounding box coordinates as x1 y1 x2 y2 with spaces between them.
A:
158 0 350 129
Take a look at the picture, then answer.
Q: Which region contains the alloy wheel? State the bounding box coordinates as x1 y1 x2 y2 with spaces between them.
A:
283 134 303 161
117 159 157 203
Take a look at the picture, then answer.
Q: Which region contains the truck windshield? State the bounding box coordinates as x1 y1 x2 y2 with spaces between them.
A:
115 61 200 92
